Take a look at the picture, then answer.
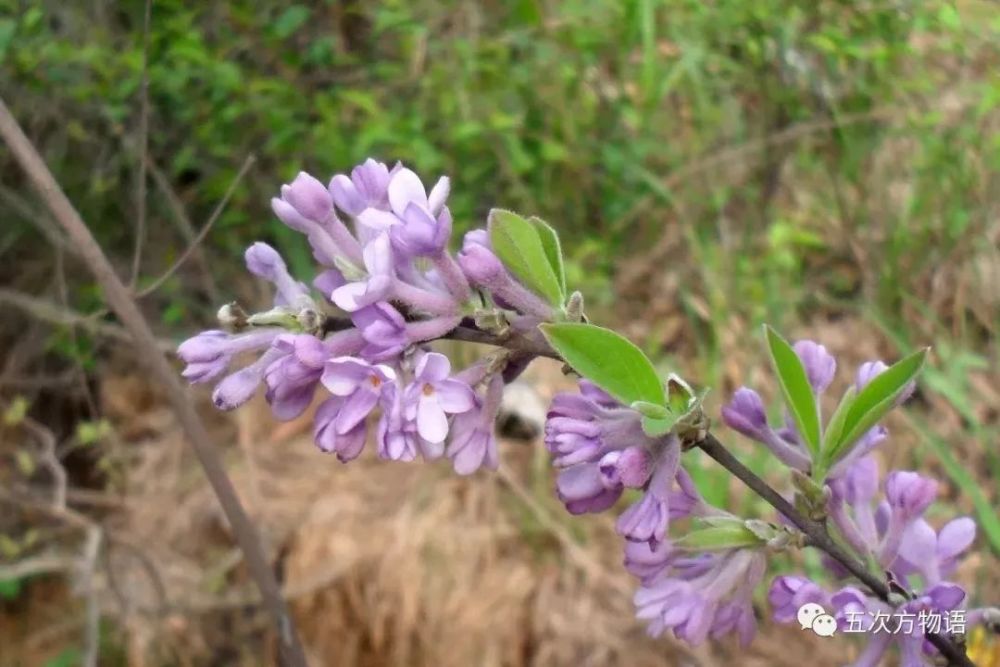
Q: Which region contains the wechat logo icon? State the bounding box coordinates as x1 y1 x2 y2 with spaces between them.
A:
798 602 838 637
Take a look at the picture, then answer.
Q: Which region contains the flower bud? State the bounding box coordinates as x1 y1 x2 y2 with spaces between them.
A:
886 470 937 518
177 330 229 363
245 242 287 281
212 367 264 411
721 387 768 438
281 172 332 222
793 340 837 393
457 243 505 286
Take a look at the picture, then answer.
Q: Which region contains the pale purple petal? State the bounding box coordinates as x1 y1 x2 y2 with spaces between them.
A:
387 168 428 217
416 396 449 442
416 352 451 383
435 380 475 413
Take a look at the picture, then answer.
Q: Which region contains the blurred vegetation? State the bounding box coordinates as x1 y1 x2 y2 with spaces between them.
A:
3 0 998 533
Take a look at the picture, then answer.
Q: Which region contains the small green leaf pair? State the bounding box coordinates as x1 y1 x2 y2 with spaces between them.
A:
763 325 927 481
539 322 699 438
488 209 567 309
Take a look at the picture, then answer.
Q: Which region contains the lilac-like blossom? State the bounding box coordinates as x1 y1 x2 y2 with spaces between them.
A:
446 374 504 475
635 548 766 646
402 352 476 451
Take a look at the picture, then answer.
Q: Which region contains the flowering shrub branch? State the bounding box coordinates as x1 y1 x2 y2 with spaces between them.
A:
175 158 992 665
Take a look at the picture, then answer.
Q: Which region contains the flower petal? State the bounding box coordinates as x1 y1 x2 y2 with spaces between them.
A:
387 168 427 217
416 396 449 443
435 379 475 413
416 352 451 383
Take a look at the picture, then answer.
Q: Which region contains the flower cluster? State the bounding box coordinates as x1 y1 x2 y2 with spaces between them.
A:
178 160 545 475
770 461 984 666
176 158 986 659
545 381 768 645
723 342 986 664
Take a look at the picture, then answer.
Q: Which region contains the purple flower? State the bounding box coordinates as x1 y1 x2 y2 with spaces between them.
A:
387 167 450 218
244 242 310 307
828 582 967 666
793 340 837 394
624 539 674 585
598 446 653 489
721 387 811 471
272 172 364 268
886 471 937 520
177 329 281 384
556 463 623 515
446 374 503 475
211 345 289 411
329 158 392 217
634 549 765 646
457 229 555 319
768 576 831 624
721 387 768 438
402 352 475 449
616 440 679 546
544 385 650 467
390 203 452 257
263 334 328 420
376 380 424 462
313 396 367 462
332 233 395 311
313 268 346 301
320 356 396 435
897 516 976 585
280 172 333 223
351 302 408 361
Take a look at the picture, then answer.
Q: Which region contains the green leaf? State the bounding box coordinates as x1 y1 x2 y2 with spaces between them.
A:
764 326 821 457
272 5 311 40
674 520 763 551
0 577 22 601
488 209 564 306
828 348 928 462
528 215 567 297
631 400 670 419
540 323 665 407
641 414 678 437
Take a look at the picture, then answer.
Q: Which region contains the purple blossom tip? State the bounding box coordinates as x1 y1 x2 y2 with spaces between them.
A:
793 340 837 394
886 470 937 518
245 242 287 281
282 171 332 222
721 387 768 439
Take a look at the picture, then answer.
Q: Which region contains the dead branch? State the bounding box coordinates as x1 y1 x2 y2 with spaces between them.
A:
0 97 309 667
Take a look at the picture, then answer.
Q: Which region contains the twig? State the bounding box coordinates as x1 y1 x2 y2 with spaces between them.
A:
128 0 153 288
16 409 68 510
0 554 76 580
0 287 174 352
137 154 256 298
0 97 309 667
145 154 220 300
80 525 103 667
693 435 973 666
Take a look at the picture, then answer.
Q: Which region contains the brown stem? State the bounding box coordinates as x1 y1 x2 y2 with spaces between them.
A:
0 98 308 667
